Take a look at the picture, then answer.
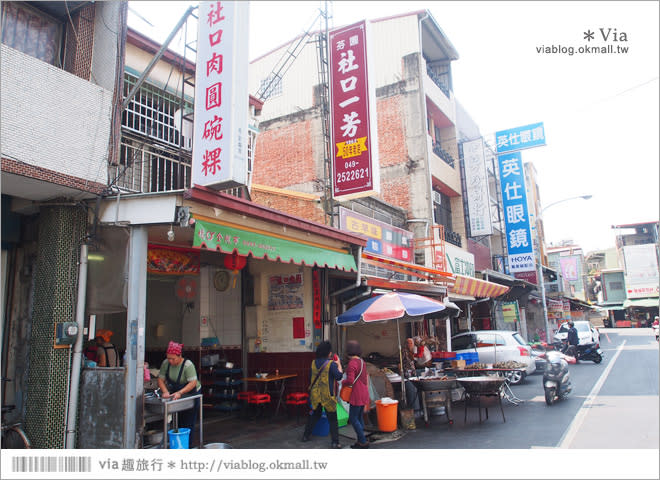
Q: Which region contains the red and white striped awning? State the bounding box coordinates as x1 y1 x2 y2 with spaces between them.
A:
450 274 510 298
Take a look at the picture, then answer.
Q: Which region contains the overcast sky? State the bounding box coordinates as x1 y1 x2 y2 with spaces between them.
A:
128 1 659 253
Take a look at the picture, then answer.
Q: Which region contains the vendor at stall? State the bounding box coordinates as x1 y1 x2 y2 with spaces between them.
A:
157 341 201 443
401 338 420 411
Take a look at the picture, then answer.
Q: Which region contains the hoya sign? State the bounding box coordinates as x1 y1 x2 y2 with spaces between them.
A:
498 152 535 273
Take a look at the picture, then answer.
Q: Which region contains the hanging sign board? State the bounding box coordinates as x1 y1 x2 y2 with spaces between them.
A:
329 20 380 200
192 1 249 189
498 152 535 273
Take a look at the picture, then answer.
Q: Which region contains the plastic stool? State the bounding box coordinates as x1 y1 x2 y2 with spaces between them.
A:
285 392 309 422
248 393 271 419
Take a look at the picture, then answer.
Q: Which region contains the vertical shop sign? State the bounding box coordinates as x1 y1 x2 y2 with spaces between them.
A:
192 1 249 189
329 20 379 200
312 269 322 329
462 138 492 236
498 152 535 273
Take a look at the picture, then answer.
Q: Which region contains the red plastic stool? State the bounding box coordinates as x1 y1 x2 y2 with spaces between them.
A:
248 393 271 419
285 392 310 422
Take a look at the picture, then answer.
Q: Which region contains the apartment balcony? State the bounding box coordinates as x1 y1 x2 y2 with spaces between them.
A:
445 229 462 248
427 135 461 195
432 141 456 168
423 69 456 126
110 133 192 193
1 45 113 200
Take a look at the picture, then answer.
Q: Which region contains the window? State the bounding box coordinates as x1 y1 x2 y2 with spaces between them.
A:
258 74 282 99
1 2 62 66
122 73 193 149
451 334 475 350
433 190 452 230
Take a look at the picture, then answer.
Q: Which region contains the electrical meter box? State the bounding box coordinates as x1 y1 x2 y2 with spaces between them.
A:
55 322 79 346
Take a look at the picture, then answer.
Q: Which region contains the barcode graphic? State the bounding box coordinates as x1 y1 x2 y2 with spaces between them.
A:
12 456 92 473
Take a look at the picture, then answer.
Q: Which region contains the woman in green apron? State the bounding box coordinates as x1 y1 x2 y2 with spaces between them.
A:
301 341 344 448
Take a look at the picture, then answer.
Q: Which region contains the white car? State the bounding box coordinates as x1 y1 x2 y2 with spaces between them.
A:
554 321 600 346
450 330 536 384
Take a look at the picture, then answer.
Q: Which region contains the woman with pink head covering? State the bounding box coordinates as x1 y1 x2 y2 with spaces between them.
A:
157 341 202 445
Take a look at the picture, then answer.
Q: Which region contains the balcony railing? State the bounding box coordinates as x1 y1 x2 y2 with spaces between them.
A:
426 65 450 98
445 229 462 247
432 141 456 168
109 135 192 193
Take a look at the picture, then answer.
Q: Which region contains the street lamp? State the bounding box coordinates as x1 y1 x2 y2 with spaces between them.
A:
537 194 592 343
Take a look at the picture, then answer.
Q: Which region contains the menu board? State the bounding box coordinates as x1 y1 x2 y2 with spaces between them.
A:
259 273 312 352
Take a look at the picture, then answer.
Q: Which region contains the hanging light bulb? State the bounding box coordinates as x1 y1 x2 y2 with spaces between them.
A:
167 225 175 242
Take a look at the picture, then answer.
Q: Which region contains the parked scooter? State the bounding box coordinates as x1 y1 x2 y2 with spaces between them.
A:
543 350 572 405
560 341 604 363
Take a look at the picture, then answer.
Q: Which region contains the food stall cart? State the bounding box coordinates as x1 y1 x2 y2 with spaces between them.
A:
336 292 448 414
408 375 460 426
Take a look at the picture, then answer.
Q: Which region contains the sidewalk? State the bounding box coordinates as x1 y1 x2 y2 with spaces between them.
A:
197 409 407 449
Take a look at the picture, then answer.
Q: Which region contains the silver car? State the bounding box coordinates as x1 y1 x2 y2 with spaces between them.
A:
450 330 536 384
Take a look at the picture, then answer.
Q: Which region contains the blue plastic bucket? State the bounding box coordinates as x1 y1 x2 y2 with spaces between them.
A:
311 410 329 437
168 428 190 449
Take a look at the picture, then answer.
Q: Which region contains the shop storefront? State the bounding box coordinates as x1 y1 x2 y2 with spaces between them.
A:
82 186 366 447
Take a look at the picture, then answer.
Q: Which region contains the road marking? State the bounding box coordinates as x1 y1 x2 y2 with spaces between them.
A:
556 340 626 448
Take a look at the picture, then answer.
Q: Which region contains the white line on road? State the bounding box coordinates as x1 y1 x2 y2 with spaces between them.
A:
556 340 627 448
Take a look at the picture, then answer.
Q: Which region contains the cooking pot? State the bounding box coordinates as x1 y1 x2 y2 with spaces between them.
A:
409 377 458 391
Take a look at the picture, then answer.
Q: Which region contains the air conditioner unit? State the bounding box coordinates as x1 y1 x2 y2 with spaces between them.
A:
174 109 193 151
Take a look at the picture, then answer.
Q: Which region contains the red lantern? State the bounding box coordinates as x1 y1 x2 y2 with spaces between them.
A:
224 252 247 272
224 252 247 288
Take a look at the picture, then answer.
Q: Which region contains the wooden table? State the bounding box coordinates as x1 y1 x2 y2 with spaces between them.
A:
243 374 298 416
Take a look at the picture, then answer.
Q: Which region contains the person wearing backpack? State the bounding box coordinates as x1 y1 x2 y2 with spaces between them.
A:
301 341 343 448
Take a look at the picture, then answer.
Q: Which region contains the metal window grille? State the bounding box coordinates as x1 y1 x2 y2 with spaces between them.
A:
110 135 191 193
122 72 193 149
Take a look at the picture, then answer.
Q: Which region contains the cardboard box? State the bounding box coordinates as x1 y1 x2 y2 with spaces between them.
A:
451 359 466 369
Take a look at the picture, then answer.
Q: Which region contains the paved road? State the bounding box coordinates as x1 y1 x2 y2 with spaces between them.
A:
374 328 659 450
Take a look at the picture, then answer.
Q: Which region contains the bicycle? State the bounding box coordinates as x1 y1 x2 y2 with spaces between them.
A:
1 379 31 449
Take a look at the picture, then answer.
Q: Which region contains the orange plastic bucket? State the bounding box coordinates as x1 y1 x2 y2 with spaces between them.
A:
375 399 398 432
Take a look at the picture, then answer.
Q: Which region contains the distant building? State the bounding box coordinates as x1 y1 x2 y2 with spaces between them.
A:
612 221 659 326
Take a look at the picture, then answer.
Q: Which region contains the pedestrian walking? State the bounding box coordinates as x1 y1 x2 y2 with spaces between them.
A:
342 339 370 449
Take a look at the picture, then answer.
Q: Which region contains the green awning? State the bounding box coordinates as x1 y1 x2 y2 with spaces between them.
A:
193 218 357 272
601 304 625 311
623 298 659 308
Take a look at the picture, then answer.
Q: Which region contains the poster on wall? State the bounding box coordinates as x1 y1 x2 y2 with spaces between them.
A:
259 273 311 352
268 273 304 310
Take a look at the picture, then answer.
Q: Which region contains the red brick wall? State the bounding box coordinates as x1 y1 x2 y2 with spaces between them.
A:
376 96 407 168
381 177 412 213
2 157 106 194
253 120 316 188
251 189 326 224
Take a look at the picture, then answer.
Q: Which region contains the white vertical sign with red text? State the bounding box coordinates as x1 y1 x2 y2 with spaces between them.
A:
192 1 249 189
329 20 379 200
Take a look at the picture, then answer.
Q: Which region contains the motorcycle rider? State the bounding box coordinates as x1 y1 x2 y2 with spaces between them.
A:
566 321 580 361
